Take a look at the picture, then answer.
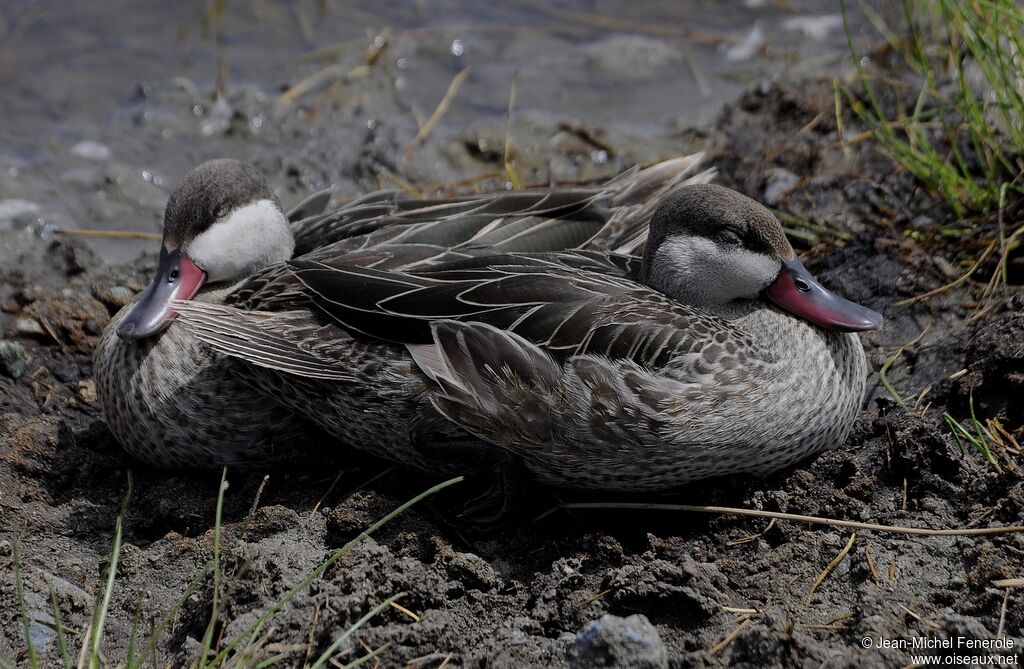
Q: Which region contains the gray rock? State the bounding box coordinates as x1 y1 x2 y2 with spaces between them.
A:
27 615 56 656
762 168 799 205
570 613 668 669
71 140 112 161
910 214 935 229
0 199 41 229
61 166 107 191
15 317 46 337
93 285 135 309
446 550 503 591
575 35 682 77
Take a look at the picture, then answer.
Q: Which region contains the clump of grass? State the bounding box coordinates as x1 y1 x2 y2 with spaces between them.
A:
204 475 461 667
841 0 1024 217
943 393 1001 472
21 473 461 668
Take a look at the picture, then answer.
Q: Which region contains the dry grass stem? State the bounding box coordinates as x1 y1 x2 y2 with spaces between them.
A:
59 229 162 241
310 470 344 518
579 589 613 608
556 502 1024 536
403 66 473 159
389 601 420 622
728 518 777 546
893 239 997 306
806 532 856 604
708 618 751 656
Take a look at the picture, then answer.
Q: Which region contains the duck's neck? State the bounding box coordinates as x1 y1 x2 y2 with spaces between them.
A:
721 300 863 366
729 302 867 449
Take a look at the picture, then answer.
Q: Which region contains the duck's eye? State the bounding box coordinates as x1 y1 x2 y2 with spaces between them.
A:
794 278 811 292
719 230 742 245
168 269 180 283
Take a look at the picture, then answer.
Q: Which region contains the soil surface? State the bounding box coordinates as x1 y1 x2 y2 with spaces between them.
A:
3 22 1024 669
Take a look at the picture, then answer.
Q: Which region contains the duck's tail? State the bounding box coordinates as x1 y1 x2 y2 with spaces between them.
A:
407 320 665 489
406 320 566 448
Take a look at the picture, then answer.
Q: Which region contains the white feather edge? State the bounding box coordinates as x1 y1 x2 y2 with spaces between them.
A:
172 300 355 381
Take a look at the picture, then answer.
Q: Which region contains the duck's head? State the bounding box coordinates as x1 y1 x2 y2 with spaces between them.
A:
117 159 293 341
640 184 882 332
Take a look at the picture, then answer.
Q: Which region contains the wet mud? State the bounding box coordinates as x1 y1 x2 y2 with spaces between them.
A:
2 71 1022 667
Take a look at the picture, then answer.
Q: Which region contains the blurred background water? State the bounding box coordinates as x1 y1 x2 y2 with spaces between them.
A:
0 0 862 261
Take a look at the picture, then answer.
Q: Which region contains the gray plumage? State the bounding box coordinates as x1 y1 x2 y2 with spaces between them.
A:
95 154 714 469
173 185 871 491
283 247 866 490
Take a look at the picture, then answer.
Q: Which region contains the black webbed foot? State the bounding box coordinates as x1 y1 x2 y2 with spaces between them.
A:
417 437 529 529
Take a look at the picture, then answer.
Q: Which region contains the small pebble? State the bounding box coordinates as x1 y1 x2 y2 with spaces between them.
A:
0 340 32 379
0 199 41 229
71 140 112 161
781 14 843 41
763 168 799 205
15 318 46 337
571 614 668 669
78 380 97 404
93 285 135 308
910 214 935 229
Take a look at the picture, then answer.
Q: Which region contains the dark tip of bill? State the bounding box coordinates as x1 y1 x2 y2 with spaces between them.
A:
116 321 135 340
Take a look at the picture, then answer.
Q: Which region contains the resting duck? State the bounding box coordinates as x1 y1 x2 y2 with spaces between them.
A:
179 184 882 498
94 155 713 468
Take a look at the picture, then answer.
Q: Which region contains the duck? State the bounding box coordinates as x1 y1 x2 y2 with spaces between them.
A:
94 154 714 469
180 184 881 499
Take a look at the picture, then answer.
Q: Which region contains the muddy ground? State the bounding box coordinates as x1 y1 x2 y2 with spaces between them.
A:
3 70 1024 669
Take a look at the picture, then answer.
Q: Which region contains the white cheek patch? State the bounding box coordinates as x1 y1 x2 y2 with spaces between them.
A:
652 235 779 306
186 199 293 282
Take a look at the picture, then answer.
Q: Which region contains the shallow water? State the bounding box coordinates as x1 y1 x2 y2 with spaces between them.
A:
0 0 858 261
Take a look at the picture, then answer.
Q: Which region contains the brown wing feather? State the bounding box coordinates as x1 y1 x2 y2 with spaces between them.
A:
288 250 764 369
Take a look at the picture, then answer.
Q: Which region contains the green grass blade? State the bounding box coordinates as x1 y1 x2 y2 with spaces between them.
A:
878 352 906 406
251 653 289 669
198 468 230 669
943 410 1000 471
208 476 463 667
309 594 403 669
49 590 71 669
943 412 968 455
12 538 39 669
136 562 212 667
124 594 145 668
89 477 133 669
968 393 1001 472
845 0 1024 215
339 642 391 669
84 475 134 667
88 516 121 667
